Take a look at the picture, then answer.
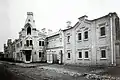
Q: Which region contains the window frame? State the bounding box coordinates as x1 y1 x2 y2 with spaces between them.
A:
39 52 42 58
100 49 107 59
42 41 44 46
84 31 88 40
68 52 70 59
84 50 89 59
100 26 106 36
39 40 44 46
67 36 70 43
39 41 41 46
78 51 82 59
78 33 82 41
30 40 32 46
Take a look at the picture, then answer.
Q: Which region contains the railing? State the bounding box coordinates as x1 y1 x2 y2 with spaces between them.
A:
23 44 33 50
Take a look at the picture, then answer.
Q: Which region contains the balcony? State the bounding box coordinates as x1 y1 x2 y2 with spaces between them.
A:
22 44 33 50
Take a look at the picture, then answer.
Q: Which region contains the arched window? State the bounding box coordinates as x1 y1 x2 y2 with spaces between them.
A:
27 26 31 35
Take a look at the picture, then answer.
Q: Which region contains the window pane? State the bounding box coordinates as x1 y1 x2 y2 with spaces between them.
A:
68 53 70 58
100 27 105 36
20 41 22 47
67 36 70 42
39 41 41 46
78 33 81 40
42 41 44 46
26 40 29 46
85 51 88 58
39 52 42 57
30 40 32 45
84 31 88 39
79 52 82 58
101 50 106 58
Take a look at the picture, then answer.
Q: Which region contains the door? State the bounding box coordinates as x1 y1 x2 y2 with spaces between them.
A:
25 50 31 61
52 54 57 63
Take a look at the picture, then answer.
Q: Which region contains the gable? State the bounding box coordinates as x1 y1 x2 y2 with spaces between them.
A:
74 20 91 32
25 36 32 40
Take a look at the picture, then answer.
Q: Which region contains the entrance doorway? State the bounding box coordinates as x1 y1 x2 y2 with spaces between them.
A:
25 50 31 61
60 50 63 64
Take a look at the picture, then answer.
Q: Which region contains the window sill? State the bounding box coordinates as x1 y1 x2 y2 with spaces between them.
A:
100 58 107 60
67 42 70 44
78 58 83 60
77 40 82 43
67 58 71 60
99 35 106 39
84 39 88 41
84 58 90 60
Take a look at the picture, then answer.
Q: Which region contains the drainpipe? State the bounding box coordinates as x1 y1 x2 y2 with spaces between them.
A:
110 15 114 65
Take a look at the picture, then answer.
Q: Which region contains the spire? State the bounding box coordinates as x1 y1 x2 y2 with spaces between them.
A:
24 12 35 28
27 12 33 16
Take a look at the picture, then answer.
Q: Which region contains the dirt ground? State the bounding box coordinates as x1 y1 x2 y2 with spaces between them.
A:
4 63 88 80
2 61 120 80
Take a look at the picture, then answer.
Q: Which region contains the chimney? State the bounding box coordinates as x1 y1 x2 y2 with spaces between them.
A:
78 15 88 21
27 12 33 16
66 21 72 28
48 29 53 35
41 28 46 34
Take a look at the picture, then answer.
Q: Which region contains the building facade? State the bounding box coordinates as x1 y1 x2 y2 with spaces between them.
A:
4 12 120 66
4 12 46 63
63 13 120 66
46 30 64 64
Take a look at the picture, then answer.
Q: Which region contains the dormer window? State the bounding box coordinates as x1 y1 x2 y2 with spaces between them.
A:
28 19 30 22
27 26 31 35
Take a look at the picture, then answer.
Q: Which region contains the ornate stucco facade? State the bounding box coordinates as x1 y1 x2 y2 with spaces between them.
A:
4 12 120 66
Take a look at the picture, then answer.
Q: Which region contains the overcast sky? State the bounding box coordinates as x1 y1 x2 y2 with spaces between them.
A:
0 0 120 51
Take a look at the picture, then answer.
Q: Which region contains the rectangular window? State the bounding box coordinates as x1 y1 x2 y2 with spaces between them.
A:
42 41 44 46
39 52 42 57
78 52 82 58
26 40 29 46
68 53 70 58
39 41 41 46
100 27 105 36
78 33 81 40
30 40 32 45
67 36 70 42
84 31 88 39
20 41 22 47
85 51 88 58
101 50 106 58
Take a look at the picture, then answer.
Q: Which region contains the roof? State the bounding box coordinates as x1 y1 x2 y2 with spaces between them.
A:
46 31 60 38
62 12 118 32
89 12 117 21
62 22 79 31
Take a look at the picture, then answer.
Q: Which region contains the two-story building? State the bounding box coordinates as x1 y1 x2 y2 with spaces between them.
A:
4 12 120 66
4 12 46 63
63 12 120 66
46 30 64 64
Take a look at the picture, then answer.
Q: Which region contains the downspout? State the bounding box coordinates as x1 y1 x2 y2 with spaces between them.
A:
110 15 114 65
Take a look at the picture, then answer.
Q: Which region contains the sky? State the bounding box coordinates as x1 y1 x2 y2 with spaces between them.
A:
0 0 120 51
